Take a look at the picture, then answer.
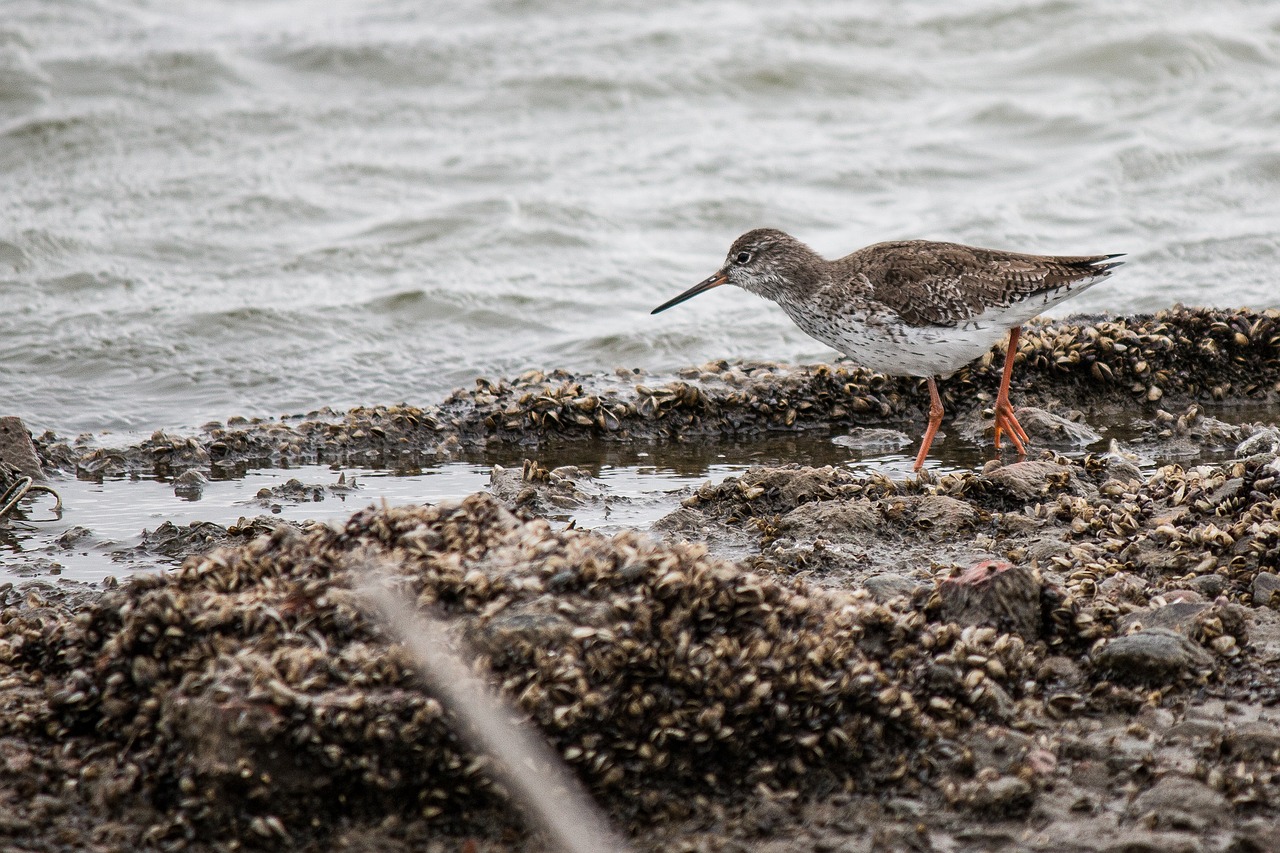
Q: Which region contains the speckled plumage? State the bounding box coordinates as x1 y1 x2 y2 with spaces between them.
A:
652 228 1123 470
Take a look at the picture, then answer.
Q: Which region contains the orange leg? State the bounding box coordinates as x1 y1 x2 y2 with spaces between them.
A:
912 376 945 471
992 326 1030 455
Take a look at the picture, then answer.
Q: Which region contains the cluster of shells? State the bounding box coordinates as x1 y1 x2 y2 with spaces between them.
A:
33 307 1280 479
6 306 1280 848
666 446 1280 676
1 487 1110 846
12 447 1280 845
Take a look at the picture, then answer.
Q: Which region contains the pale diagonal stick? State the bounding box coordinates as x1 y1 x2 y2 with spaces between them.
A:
358 577 631 853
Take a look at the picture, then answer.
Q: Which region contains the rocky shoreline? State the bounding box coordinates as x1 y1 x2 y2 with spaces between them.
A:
30 306 1280 480
3 307 1280 852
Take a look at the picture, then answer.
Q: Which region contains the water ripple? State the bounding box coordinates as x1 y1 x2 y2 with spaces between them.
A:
2 0 1279 433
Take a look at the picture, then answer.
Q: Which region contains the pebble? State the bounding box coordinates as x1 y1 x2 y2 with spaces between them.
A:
1184 574 1226 598
952 775 1034 816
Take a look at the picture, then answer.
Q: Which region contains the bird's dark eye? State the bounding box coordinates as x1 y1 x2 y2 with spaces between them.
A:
734 251 752 265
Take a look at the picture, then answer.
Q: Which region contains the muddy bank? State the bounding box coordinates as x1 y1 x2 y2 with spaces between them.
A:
30 307 1280 478
5 441 1280 850
3 306 1280 851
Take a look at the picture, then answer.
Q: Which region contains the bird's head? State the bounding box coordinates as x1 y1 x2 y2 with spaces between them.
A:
651 228 822 314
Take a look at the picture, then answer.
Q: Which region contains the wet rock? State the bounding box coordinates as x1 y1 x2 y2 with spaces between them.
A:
1015 407 1102 447
54 527 93 549
910 495 981 532
1097 441 1145 483
250 474 359 508
1091 629 1214 683
142 429 211 473
938 560 1043 639
1097 572 1151 602
133 516 292 561
1252 572 1280 607
1163 716 1225 745
1036 655 1085 690
777 499 878 539
137 520 229 559
1236 426 1280 461
488 459 602 514
1158 588 1204 604
1150 405 1244 451
1232 816 1280 852
979 459 1094 502
1099 829 1206 853
1126 775 1229 831
0 416 44 479
172 469 207 500
739 466 862 512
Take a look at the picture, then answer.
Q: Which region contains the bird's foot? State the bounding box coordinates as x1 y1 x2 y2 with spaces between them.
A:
992 400 1029 456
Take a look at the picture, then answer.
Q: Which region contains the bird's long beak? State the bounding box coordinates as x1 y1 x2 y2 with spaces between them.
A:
651 270 729 314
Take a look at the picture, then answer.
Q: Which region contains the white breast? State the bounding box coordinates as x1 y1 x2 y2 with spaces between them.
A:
778 276 1106 378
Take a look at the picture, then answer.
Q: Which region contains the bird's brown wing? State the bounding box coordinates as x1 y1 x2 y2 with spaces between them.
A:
852 241 1121 328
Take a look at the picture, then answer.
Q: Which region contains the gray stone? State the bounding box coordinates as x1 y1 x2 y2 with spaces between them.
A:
912 495 980 531
939 560 1043 639
1225 720 1280 760
980 459 1094 501
1236 426 1280 460
1016 406 1102 447
173 469 208 500
830 428 911 451
1252 572 1280 607
1184 573 1226 598
1116 601 1209 636
1101 829 1203 853
1092 629 1214 682
1163 718 1225 745
1126 775 1229 831
778 499 878 538
863 574 924 603
953 775 1034 816
0 416 44 480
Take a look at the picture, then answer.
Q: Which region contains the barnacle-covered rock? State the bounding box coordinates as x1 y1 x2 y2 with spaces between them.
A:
32 307 1280 477
5 494 1062 846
